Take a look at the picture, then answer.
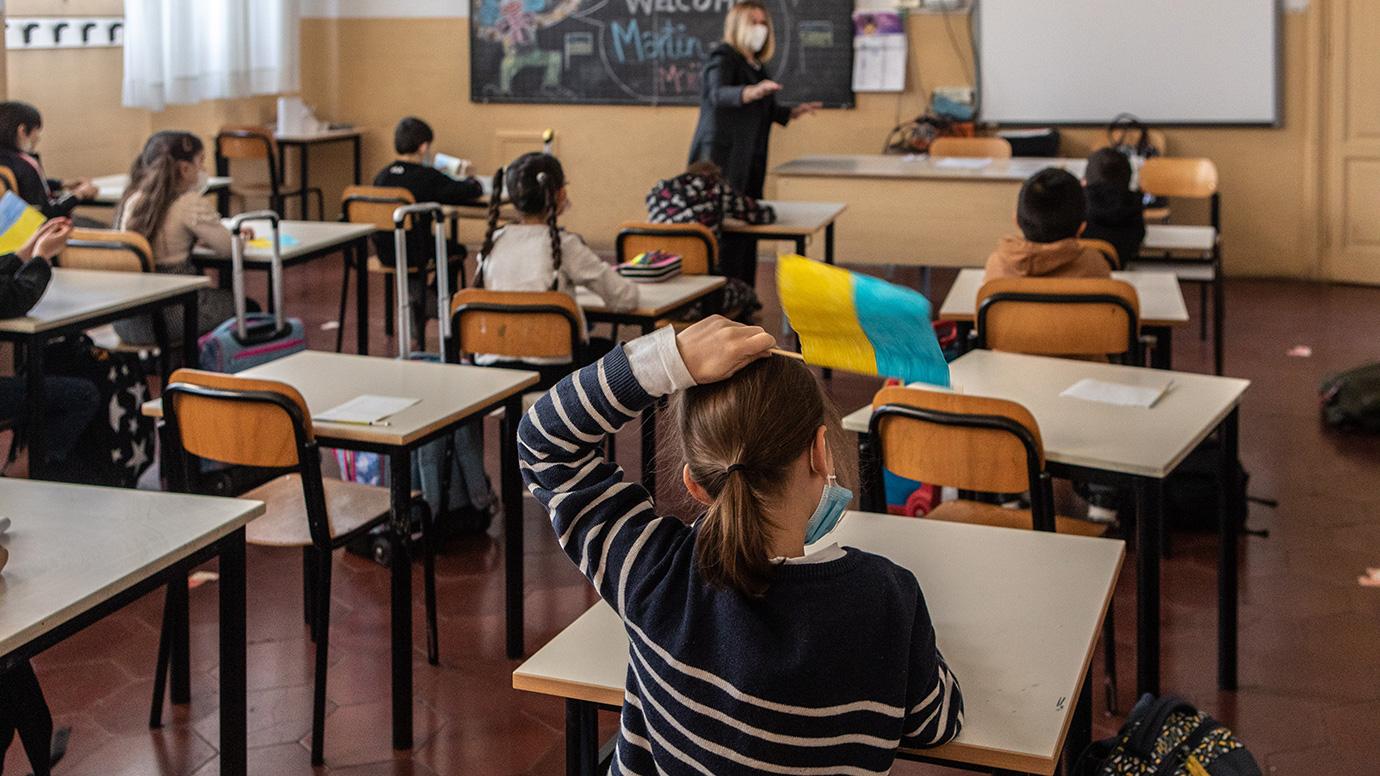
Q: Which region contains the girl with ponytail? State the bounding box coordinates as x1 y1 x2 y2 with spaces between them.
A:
113 131 258 346
518 315 964 775
473 152 637 373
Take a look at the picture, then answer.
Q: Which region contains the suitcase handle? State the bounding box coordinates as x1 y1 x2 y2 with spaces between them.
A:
229 210 284 341
392 203 450 360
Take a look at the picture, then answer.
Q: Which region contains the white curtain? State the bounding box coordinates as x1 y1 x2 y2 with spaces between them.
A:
123 0 300 111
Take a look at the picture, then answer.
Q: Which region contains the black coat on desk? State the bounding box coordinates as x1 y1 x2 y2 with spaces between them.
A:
688 43 792 199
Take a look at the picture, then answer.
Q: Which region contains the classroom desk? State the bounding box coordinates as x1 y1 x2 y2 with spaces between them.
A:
0 268 206 478
577 275 727 494
144 351 539 749
88 173 232 207
193 220 374 352
723 200 847 264
842 350 1251 698
939 269 1189 368
772 154 1087 268
1138 224 1224 375
0 479 263 775
514 513 1125 776
273 127 365 219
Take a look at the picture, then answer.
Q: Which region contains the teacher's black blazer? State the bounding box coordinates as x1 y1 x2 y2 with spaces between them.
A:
688 43 792 199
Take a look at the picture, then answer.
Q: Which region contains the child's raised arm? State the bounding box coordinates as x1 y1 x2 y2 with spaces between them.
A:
517 318 775 614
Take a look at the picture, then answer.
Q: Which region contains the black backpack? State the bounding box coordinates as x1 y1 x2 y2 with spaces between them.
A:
1320 362 1380 432
1076 695 1261 776
44 335 156 488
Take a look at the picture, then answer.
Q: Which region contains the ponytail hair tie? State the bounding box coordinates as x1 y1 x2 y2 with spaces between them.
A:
725 463 749 476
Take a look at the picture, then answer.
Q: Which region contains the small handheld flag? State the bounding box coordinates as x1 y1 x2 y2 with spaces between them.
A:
777 255 950 387
0 192 47 255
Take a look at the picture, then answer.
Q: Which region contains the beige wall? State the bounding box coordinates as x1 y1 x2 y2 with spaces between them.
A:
300 9 1321 278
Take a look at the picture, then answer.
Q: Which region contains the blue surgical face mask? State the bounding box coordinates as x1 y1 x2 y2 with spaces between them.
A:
805 474 852 545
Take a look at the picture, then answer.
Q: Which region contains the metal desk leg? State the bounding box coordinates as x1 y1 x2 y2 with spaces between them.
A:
388 451 414 750
502 396 526 658
825 223 835 266
1066 666 1093 772
298 143 311 221
565 699 599 776
218 527 248 776
1212 251 1225 375
1148 326 1172 370
182 293 199 370
857 432 883 514
1218 408 1240 690
352 136 362 185
794 236 807 258
24 340 46 479
169 569 191 705
355 239 370 355
1135 477 1163 697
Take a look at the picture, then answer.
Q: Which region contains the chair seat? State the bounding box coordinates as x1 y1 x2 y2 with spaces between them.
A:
367 255 431 276
86 324 161 356
243 473 393 547
926 499 1108 538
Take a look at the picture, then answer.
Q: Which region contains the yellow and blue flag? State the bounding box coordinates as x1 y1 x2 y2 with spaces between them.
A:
0 191 47 255
777 255 950 387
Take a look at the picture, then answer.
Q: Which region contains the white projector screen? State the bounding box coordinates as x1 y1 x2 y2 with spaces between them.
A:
976 0 1280 125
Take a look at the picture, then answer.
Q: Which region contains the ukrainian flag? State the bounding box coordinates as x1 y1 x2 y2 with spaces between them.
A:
0 192 47 255
777 255 949 387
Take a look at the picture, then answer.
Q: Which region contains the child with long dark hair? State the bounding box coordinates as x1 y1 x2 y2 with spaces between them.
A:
0 101 98 217
113 131 255 345
474 152 637 378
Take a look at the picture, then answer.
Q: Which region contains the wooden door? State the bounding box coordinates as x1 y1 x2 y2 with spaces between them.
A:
1321 0 1380 284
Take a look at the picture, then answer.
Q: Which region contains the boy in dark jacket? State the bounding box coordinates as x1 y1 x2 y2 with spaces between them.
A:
1083 148 1146 269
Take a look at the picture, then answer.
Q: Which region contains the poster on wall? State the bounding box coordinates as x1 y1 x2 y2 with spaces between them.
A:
469 0 855 107
851 10 906 92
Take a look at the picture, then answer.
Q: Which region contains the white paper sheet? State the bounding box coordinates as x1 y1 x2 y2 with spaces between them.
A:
934 157 993 171
314 395 420 426
852 35 907 92
1060 378 1173 409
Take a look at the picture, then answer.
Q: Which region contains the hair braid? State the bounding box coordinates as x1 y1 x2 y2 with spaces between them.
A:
475 167 506 289
538 171 562 290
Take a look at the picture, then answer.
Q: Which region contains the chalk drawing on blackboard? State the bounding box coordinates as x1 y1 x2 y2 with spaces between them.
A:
476 0 583 96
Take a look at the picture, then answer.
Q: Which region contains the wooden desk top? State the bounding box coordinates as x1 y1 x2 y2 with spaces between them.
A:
91 174 231 205
0 269 209 335
577 274 726 319
723 200 847 238
514 513 1125 776
774 154 1088 183
196 220 375 263
0 479 263 656
273 127 364 143
939 269 1190 326
143 351 539 448
1143 224 1218 253
843 350 1249 478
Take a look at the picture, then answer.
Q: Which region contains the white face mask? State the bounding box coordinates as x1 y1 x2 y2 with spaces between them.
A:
746 23 769 54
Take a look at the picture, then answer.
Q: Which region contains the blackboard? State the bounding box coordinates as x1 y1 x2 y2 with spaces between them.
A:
470 0 855 108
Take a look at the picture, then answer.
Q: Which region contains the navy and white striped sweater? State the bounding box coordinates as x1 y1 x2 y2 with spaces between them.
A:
518 341 963 775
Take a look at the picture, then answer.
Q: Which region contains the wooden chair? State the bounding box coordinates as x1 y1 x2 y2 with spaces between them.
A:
1135 157 1223 373
616 221 718 276
216 125 323 220
151 369 434 766
0 165 17 193
57 228 173 377
449 288 582 389
339 185 418 349
976 277 1142 364
1079 238 1121 270
867 384 1119 710
929 136 1013 159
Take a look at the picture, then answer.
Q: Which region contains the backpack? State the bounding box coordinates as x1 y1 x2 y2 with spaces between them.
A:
1076 695 1261 776
43 335 155 487
1320 362 1380 432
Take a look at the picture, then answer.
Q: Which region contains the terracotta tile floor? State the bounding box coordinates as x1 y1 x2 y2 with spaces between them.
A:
5 255 1379 775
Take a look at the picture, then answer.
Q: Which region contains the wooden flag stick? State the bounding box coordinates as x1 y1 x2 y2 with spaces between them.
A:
770 348 806 361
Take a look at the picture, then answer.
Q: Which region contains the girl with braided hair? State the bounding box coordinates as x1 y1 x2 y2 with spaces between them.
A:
474 152 637 382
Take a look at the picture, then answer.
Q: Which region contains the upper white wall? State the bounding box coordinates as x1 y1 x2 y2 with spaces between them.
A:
301 0 468 18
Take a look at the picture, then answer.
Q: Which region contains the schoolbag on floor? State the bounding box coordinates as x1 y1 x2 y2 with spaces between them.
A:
1076 695 1261 776
1320 362 1380 432
44 335 155 487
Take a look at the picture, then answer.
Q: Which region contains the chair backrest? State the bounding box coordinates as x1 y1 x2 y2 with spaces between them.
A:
976 276 1141 361
0 165 17 193
216 125 275 162
868 385 1054 530
1079 238 1120 270
450 288 583 362
1138 157 1218 200
616 221 718 276
58 228 155 273
342 185 416 231
929 136 1013 159
163 368 333 547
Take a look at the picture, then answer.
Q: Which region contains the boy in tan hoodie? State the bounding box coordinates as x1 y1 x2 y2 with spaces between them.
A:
984 167 1111 282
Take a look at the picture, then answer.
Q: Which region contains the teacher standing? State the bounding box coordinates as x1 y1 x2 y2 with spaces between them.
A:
689 0 820 286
